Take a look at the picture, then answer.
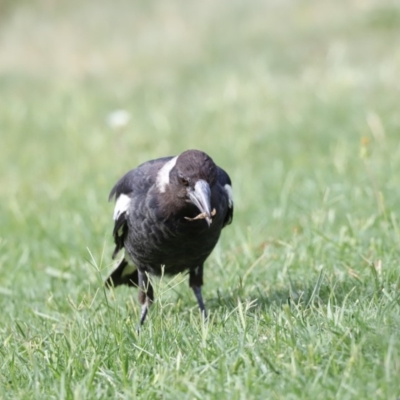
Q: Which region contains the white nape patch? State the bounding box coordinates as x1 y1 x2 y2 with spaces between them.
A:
113 194 131 220
224 184 234 208
156 156 178 193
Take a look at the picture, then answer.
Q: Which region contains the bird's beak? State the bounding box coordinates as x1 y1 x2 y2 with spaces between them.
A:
188 180 213 226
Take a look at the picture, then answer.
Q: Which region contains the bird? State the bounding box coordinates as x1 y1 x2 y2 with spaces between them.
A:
105 149 233 325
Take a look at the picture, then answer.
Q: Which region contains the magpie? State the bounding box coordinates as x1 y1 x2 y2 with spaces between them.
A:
105 149 233 325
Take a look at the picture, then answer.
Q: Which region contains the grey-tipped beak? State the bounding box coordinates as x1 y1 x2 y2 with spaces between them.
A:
188 180 213 226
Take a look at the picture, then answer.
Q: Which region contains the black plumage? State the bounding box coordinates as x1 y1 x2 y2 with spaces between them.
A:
105 149 233 324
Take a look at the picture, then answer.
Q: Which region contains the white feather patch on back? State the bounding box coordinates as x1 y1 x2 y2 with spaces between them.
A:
156 156 178 193
113 194 131 220
224 184 234 208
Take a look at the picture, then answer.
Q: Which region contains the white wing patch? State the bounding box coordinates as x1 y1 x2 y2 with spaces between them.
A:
224 184 234 208
113 194 131 220
156 156 178 193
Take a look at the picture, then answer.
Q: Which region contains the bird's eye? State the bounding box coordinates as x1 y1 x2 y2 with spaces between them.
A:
178 173 190 186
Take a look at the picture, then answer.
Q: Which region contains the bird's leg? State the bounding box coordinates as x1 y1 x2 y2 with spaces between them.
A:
189 265 207 319
138 270 154 325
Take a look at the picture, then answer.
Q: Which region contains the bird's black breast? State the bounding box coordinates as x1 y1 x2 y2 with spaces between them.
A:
123 185 229 276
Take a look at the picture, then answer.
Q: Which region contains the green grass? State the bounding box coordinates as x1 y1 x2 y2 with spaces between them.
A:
1 0 400 398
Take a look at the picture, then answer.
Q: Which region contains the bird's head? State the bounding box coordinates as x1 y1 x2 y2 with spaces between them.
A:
156 150 217 226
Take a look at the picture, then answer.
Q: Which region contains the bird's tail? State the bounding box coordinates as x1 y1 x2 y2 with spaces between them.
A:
105 258 139 288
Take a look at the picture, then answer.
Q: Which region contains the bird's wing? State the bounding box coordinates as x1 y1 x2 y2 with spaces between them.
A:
217 167 234 227
109 156 173 201
109 156 174 258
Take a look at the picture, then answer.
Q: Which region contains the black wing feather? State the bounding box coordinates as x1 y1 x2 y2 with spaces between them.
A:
217 166 232 187
105 258 139 288
109 156 173 201
112 213 128 259
109 156 174 257
217 166 233 227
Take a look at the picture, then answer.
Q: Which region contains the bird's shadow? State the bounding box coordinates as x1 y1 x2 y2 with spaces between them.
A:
206 273 367 315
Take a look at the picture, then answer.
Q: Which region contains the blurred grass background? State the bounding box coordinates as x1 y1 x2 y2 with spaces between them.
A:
1 0 400 398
